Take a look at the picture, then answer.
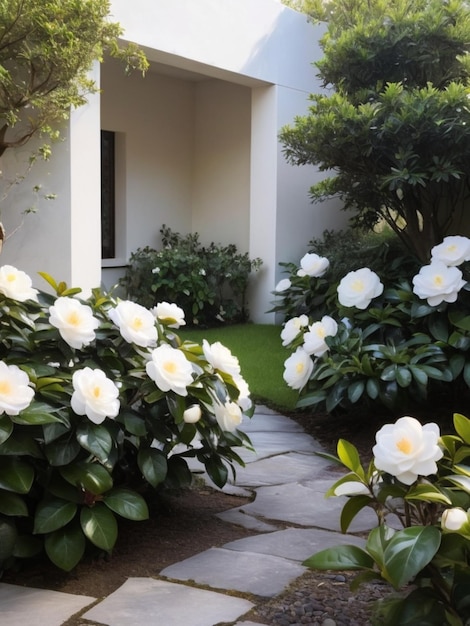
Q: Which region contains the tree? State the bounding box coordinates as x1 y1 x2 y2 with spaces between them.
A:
280 0 470 262
0 0 147 159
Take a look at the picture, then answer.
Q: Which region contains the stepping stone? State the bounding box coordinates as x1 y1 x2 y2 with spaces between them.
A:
223 527 366 562
239 481 377 532
0 583 95 626
216 507 279 532
235 622 266 626
243 411 305 432
161 547 306 597
231 452 332 487
82 577 254 626
236 431 324 463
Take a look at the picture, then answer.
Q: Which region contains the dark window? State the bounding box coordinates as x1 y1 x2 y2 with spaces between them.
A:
101 130 115 259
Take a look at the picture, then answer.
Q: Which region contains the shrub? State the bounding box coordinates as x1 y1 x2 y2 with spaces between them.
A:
120 225 262 327
305 413 470 625
273 232 470 415
0 266 253 573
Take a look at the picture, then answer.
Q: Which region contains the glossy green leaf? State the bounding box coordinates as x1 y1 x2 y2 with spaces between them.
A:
347 380 364 403
60 461 113 495
454 413 470 444
34 498 77 534
0 432 42 458
303 544 375 571
0 490 28 516
42 422 70 445
383 526 441 589
137 448 167 488
405 483 452 505
45 437 81 466
123 412 147 436
45 522 86 571
340 495 374 533
204 456 228 489
80 503 117 550
47 473 83 504
76 423 113 462
337 439 363 474
0 457 34 494
13 535 42 559
446 474 470 493
166 393 186 423
104 488 149 521
0 415 13 445
396 367 412 388
11 402 63 425
165 455 192 489
366 525 395 568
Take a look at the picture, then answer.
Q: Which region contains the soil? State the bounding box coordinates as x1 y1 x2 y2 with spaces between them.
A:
1 408 435 625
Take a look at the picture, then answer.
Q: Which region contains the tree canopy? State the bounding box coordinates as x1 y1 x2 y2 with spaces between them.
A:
280 0 470 261
0 0 147 158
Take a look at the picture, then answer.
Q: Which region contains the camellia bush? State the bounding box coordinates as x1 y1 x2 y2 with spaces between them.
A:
305 413 470 625
0 265 253 573
273 234 470 414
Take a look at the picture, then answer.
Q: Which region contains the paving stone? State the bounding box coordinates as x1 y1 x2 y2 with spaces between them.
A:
216 507 280 531
82 577 254 626
234 622 266 626
161 547 306 597
236 431 324 463
231 452 333 487
243 411 305 432
223 527 366 561
0 582 95 626
239 481 377 532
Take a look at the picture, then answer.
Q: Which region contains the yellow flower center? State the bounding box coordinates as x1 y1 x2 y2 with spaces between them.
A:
351 279 364 292
93 386 101 398
0 380 11 395
295 362 305 374
396 437 413 455
433 274 444 287
132 316 143 330
316 326 326 338
446 244 457 253
163 360 177 374
66 311 81 326
6 273 16 283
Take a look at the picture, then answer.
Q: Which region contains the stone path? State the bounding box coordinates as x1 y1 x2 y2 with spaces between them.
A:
0 406 375 626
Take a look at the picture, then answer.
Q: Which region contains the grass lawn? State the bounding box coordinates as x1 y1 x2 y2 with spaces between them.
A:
178 324 298 411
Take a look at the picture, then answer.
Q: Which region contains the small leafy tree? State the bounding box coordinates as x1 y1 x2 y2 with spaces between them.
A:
280 0 470 262
0 0 147 159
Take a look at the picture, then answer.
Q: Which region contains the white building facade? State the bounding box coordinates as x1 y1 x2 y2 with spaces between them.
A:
1 0 345 322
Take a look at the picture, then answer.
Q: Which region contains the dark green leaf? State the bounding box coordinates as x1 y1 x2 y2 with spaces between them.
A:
122 412 147 436
45 437 81 466
204 456 228 489
104 488 149 521
76 423 113 462
0 516 18 561
34 499 77 534
383 526 441 589
303 544 374 571
80 503 117 550
60 461 113 495
45 522 86 571
0 457 34 494
340 495 373 533
13 535 42 558
0 415 13 445
137 448 168 488
0 491 28 516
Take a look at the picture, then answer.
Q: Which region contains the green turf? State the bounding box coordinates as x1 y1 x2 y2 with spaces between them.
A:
178 324 298 410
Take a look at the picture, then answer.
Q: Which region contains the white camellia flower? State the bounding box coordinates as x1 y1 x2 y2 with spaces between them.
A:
441 507 469 532
183 404 202 424
146 344 194 396
303 315 338 357
297 252 329 278
0 265 38 302
283 346 314 391
71 367 120 424
337 268 384 309
412 261 466 306
214 399 243 432
0 361 34 416
280 314 309 347
202 340 240 378
109 300 158 347
152 301 186 328
372 416 443 485
274 278 291 292
431 235 470 267
49 297 99 349
233 374 252 411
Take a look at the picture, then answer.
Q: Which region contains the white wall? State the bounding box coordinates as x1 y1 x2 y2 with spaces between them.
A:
192 81 251 250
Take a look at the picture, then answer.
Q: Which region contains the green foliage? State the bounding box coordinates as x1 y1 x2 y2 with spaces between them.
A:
0 268 253 573
274 232 470 414
0 0 148 158
280 0 470 261
303 413 470 625
121 225 262 327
